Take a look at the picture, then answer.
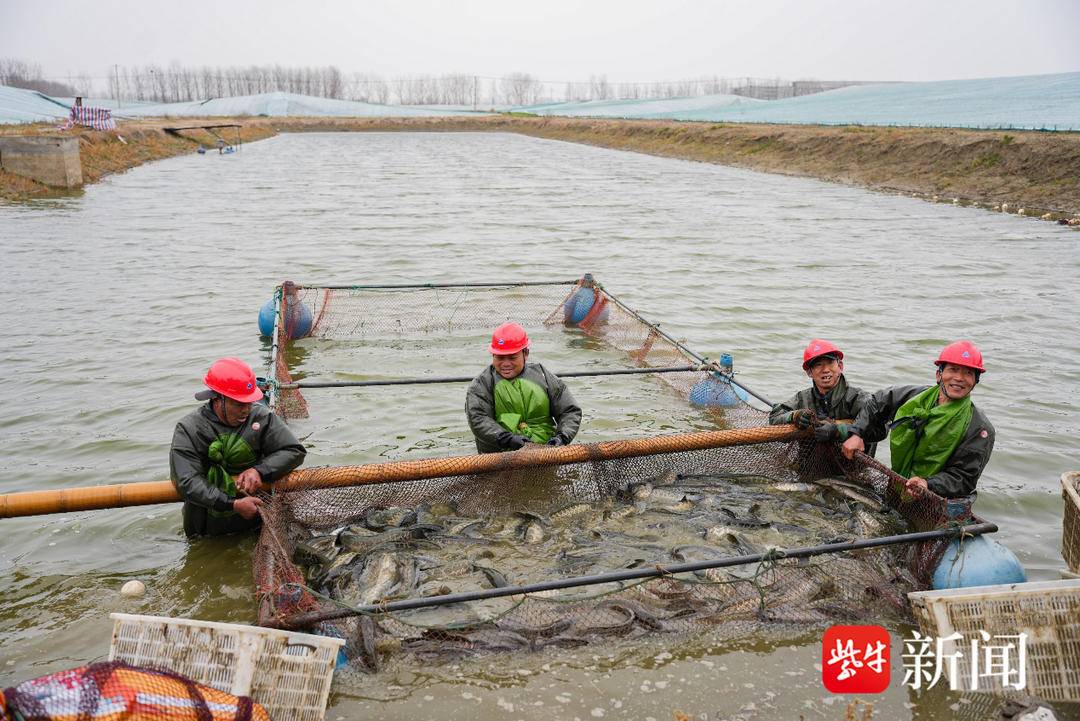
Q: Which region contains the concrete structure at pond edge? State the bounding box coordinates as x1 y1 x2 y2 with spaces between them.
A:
0 136 82 188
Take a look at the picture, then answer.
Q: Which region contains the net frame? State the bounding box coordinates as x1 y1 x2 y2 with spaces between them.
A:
263 274 770 422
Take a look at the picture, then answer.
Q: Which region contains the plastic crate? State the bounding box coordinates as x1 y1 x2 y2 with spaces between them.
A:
109 613 344 721
909 579 1080 702
1061 471 1080 574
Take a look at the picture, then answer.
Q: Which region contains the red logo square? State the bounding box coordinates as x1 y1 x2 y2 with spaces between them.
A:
822 625 891 693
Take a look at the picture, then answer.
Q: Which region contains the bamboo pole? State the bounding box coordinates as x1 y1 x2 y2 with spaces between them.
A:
0 480 183 519
267 285 282 411
276 424 804 492
0 424 805 519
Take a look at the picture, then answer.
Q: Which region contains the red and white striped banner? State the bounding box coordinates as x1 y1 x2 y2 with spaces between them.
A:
60 105 116 131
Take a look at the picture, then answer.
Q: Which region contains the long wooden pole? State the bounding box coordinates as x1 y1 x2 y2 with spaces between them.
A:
0 424 804 519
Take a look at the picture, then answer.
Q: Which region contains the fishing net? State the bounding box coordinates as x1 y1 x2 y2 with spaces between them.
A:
267 275 763 427
254 275 985 682
252 430 984 682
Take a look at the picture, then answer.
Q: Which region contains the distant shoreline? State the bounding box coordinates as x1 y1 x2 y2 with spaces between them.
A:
2 116 1078 222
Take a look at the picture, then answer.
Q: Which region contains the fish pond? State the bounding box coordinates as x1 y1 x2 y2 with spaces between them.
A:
1 132 1078 719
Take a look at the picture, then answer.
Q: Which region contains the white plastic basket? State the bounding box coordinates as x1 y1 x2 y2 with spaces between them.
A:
109 613 344 721
909 579 1080 702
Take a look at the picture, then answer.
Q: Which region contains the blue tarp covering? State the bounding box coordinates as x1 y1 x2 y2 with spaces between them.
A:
515 72 1080 131
51 97 158 111
0 85 71 123
109 91 482 120
0 89 484 124
3 72 1077 129
517 93 762 119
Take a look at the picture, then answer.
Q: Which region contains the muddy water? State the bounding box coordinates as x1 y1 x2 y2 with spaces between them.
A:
1 132 1078 719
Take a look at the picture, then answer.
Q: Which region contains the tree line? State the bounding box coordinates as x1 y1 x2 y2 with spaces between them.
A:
0 58 87 97
4 58 860 106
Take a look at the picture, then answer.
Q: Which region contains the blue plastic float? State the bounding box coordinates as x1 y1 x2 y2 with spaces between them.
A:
931 534 1027 590
258 296 313 339
689 354 750 408
563 286 609 326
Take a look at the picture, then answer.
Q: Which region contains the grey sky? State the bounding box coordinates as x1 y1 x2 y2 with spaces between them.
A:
2 0 1078 84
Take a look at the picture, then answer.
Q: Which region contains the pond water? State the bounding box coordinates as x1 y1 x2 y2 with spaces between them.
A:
1 131 1078 719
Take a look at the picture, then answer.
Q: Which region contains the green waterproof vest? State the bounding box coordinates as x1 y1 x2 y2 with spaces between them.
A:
889 385 973 479
493 377 557 443
206 433 257 518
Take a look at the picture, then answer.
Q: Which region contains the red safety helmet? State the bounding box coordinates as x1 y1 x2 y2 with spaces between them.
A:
935 340 985 373
200 357 264 403
802 339 844 371
490 322 530 356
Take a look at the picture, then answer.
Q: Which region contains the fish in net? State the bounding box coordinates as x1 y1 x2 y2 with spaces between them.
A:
251 430 982 682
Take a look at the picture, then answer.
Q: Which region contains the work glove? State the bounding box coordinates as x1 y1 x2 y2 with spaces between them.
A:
496 431 530 450
547 435 566 447
814 420 853 442
790 409 814 429
813 421 840 442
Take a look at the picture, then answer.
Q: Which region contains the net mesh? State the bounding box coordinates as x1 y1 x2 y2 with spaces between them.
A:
254 276 984 684
253 434 981 682
268 276 761 427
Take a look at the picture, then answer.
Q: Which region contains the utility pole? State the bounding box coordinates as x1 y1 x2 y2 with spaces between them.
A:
473 75 478 111
113 64 121 107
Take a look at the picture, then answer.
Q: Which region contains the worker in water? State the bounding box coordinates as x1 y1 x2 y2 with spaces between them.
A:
170 357 306 536
841 341 994 499
466 323 582 453
769 339 870 445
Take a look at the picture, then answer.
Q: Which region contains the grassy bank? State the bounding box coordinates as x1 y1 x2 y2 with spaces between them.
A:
0 121 275 201
3 115 1078 222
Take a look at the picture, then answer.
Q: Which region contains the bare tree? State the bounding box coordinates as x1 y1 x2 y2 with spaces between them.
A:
0 57 80 95
589 74 610 101
373 77 390 104
439 73 472 105
4 56 860 108
499 72 542 105
325 66 343 99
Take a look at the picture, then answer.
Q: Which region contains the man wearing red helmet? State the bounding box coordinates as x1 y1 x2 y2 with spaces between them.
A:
466 323 582 453
841 341 995 499
170 357 306 537
769 339 870 445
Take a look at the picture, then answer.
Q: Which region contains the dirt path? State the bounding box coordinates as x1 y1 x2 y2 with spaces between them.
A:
3 116 1078 223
